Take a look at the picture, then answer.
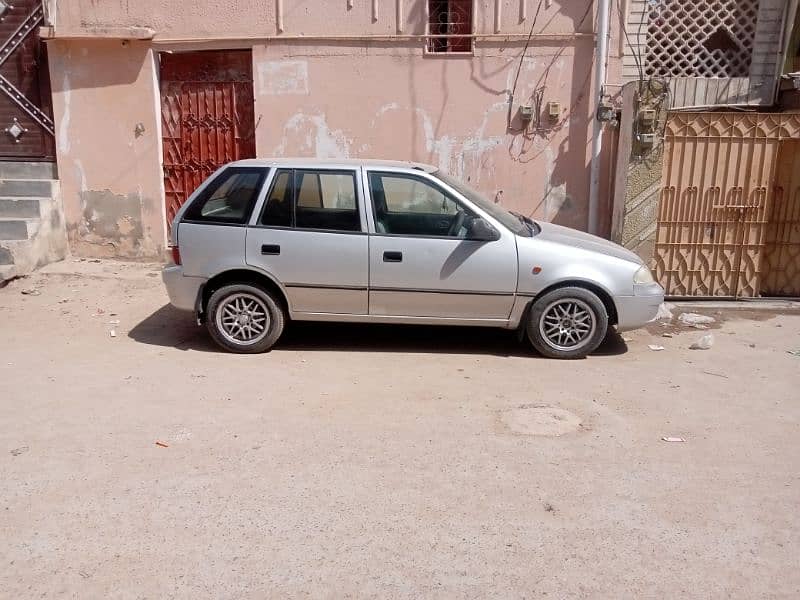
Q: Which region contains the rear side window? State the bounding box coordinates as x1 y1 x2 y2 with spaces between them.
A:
260 170 293 227
295 170 360 231
258 169 361 232
184 167 268 224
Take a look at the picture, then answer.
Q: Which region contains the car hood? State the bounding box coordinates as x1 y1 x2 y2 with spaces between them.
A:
534 222 643 264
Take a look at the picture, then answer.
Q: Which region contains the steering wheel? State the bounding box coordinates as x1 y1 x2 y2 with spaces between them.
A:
447 210 466 237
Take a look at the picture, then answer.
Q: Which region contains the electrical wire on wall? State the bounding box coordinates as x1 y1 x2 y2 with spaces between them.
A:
616 0 671 163
507 0 594 141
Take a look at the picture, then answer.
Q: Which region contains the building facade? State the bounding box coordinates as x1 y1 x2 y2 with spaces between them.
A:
0 0 797 297
32 0 622 263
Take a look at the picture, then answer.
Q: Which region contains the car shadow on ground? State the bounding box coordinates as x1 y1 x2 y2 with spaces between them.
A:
128 304 629 358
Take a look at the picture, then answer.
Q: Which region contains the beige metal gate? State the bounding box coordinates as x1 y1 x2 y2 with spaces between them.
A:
762 140 800 296
654 112 800 297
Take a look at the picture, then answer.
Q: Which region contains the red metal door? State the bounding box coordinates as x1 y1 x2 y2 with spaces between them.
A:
160 50 256 227
0 0 55 159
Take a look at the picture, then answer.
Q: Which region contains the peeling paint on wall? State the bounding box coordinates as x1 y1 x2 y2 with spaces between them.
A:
76 190 144 256
258 60 309 95
273 112 352 158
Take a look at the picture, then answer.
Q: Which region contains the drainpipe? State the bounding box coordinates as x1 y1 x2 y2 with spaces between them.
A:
588 0 610 236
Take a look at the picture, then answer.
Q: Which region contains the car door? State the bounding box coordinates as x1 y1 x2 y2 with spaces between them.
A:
245 167 369 315
365 170 518 320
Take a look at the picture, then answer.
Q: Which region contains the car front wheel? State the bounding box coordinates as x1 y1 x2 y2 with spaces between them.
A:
526 286 608 359
206 283 285 353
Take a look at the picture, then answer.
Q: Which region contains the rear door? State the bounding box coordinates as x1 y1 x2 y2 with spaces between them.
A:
246 168 369 315
365 170 518 320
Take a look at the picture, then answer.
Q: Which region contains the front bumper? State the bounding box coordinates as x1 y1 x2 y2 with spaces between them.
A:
162 264 205 312
614 282 665 331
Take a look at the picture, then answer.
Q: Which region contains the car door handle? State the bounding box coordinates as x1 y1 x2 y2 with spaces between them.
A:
383 251 403 263
261 244 281 255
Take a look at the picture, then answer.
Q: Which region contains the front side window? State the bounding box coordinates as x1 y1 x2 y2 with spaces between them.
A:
369 172 475 238
184 167 267 224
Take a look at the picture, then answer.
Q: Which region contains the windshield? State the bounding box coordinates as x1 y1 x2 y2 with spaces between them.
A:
432 171 535 237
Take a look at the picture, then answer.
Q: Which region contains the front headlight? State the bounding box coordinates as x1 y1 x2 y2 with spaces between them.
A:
633 265 656 284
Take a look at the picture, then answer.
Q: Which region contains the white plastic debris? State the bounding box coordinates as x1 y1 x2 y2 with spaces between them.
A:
648 344 666 351
662 436 685 443
109 329 117 338
655 302 675 321
690 333 714 350
678 313 716 327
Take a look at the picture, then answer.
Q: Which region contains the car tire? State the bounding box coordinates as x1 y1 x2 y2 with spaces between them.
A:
206 283 285 354
526 286 608 359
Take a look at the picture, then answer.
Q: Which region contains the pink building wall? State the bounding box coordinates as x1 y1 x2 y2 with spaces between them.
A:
47 1 622 258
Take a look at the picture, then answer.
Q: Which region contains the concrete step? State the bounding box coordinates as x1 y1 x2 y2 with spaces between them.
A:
0 219 29 240
0 197 41 218
0 179 52 197
0 161 57 180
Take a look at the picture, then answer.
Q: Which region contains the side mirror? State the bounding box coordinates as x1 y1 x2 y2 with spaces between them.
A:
467 217 500 242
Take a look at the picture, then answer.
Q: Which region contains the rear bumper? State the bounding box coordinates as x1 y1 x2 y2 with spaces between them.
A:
162 264 205 312
615 282 665 331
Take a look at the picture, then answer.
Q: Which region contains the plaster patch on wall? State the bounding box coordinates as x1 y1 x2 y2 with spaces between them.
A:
78 190 144 257
273 113 352 158
58 70 71 155
258 60 309 95
543 146 568 221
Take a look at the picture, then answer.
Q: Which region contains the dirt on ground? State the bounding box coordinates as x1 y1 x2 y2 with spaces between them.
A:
1 259 799 598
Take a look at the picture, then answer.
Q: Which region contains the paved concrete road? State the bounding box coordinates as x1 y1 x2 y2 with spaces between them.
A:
2 260 799 598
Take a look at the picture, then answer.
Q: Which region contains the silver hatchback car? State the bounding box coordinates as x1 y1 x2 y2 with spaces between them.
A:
163 159 663 358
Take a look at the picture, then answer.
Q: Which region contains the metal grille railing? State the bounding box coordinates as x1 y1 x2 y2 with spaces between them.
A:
644 0 759 78
427 0 472 53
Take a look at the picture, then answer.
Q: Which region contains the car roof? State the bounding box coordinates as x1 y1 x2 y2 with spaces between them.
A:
229 158 438 172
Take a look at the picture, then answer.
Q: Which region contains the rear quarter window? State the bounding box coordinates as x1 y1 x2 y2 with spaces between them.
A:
183 167 268 225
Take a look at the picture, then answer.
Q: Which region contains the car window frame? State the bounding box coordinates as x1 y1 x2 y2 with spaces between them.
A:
181 166 270 227
365 170 480 240
253 167 366 235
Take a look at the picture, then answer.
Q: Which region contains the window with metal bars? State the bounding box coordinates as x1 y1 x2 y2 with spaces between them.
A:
427 0 473 53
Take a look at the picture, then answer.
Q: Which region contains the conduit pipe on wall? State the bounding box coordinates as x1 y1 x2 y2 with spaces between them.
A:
276 0 284 32
495 0 502 33
587 0 610 235
397 0 404 33
372 0 379 22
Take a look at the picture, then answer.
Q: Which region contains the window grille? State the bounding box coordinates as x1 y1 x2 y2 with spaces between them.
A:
427 0 473 53
644 0 759 78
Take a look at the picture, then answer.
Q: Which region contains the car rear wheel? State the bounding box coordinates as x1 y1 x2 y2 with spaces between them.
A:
206 283 285 353
526 287 608 359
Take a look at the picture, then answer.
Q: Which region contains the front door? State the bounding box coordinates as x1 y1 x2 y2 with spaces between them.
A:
0 0 54 159
246 168 369 315
160 50 257 229
365 170 517 320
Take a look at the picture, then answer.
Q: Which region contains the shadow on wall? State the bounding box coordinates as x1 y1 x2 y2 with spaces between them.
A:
439 0 604 234
502 0 597 233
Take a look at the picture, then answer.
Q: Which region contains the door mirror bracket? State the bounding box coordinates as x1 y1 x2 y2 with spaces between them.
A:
466 217 500 242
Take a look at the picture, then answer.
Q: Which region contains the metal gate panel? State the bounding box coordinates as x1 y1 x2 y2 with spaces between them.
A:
762 140 800 296
160 51 256 228
654 112 781 297
0 0 54 159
